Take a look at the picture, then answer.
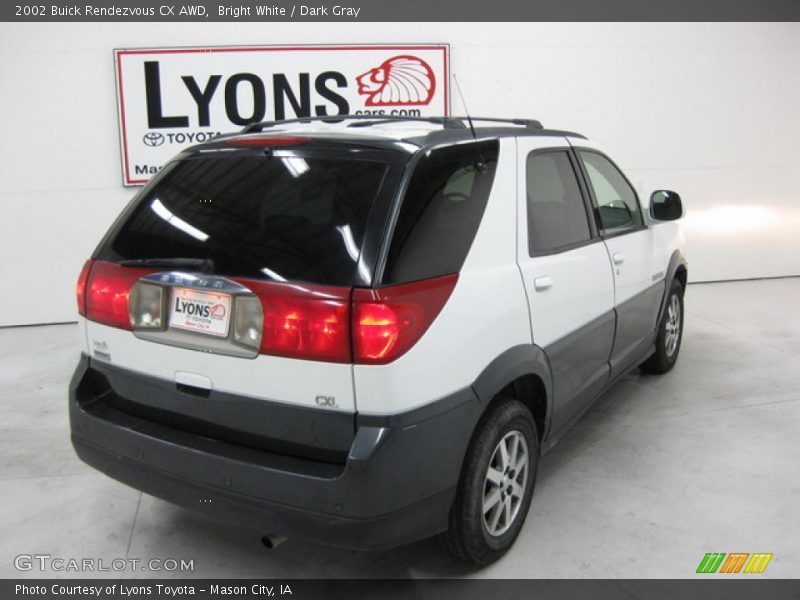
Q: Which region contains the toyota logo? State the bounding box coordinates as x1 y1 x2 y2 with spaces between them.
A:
143 132 165 147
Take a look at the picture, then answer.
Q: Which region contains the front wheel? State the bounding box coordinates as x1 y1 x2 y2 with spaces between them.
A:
641 279 684 374
439 399 538 565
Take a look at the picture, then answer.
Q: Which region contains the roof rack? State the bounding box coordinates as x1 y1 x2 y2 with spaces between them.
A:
241 114 467 133
241 115 544 134
346 117 464 129
465 117 543 129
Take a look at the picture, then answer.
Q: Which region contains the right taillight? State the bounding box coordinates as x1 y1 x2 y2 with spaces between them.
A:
236 279 351 363
232 295 264 350
352 274 458 365
238 273 456 364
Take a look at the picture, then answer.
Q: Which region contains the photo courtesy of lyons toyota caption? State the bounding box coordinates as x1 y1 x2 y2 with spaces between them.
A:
70 115 686 565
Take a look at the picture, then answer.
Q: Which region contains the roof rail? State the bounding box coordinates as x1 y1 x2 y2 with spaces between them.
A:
241 114 467 133
464 117 543 129
240 115 545 134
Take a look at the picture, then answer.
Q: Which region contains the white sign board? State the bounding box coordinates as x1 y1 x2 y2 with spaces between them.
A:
114 44 451 185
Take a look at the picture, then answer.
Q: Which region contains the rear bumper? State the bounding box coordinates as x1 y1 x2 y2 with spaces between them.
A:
69 355 482 550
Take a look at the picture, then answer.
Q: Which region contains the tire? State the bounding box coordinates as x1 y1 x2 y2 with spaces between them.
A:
641 279 684 374
439 399 538 565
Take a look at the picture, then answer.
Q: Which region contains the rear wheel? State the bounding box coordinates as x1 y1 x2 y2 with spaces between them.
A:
641 279 684 374
440 399 538 565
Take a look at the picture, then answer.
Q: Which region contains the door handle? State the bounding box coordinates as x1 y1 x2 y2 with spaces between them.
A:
612 252 626 265
533 276 553 291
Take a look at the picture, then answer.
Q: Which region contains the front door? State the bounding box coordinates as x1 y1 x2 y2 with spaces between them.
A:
574 147 664 376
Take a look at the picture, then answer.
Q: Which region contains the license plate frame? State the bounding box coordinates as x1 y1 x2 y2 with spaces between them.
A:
169 287 232 338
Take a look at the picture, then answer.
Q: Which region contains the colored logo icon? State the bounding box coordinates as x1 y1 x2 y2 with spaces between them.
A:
356 55 436 106
696 552 773 574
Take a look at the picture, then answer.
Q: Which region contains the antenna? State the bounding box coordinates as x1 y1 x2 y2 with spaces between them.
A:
452 74 486 170
452 75 477 140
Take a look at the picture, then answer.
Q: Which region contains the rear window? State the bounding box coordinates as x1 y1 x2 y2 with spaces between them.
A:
101 152 390 286
383 140 499 284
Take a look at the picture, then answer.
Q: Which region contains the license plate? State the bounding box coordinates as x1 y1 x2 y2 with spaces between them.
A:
169 287 231 337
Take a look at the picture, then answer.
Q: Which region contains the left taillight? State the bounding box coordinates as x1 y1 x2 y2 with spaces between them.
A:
76 259 92 316
81 261 153 330
128 282 165 330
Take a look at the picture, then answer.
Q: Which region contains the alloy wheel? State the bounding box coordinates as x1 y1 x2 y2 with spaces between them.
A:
482 430 529 537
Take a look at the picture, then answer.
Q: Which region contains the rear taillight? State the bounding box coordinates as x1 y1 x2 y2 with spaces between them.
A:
232 295 263 350
128 282 165 330
353 274 458 365
237 280 351 363
239 275 457 364
83 261 153 330
76 259 92 316
78 261 457 364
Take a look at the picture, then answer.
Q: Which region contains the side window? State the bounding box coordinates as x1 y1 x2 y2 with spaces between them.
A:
383 140 499 284
526 151 591 254
579 151 643 233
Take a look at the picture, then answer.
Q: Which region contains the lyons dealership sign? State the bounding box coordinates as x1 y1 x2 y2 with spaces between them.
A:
114 44 451 185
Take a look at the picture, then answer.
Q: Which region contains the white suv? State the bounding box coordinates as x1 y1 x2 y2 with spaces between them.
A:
70 116 686 564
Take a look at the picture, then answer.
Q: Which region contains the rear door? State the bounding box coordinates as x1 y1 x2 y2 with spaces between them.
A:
573 145 664 376
516 138 615 433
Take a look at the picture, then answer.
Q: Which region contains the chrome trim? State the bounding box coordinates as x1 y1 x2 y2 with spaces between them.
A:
140 271 253 294
132 271 259 359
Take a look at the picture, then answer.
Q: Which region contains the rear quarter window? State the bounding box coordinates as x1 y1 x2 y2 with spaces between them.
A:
382 140 499 284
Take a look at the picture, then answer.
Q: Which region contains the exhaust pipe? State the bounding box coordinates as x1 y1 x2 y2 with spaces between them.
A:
261 534 287 549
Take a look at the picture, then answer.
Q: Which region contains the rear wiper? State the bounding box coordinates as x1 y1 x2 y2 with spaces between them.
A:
119 258 214 272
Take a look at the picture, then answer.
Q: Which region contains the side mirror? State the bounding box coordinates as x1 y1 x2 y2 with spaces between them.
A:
650 190 683 221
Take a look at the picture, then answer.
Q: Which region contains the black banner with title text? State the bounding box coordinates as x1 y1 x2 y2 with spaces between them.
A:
3 0 800 22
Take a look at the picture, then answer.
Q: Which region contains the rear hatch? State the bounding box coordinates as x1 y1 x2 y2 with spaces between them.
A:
81 136 408 462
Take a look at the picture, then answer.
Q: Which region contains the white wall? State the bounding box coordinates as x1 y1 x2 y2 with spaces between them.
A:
1 22 799 326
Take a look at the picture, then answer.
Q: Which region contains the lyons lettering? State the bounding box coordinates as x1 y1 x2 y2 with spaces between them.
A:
174 298 211 318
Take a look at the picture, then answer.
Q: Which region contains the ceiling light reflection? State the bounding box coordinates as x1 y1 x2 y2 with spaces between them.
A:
260 267 287 282
336 224 360 260
150 198 209 242
281 156 309 178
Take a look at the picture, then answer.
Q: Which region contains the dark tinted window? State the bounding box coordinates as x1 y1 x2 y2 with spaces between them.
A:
527 151 591 254
383 141 499 284
579 151 643 233
104 154 388 286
